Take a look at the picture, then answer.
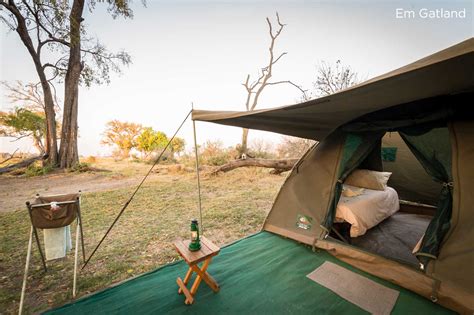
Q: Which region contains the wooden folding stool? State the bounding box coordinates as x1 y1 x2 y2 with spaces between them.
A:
173 236 220 305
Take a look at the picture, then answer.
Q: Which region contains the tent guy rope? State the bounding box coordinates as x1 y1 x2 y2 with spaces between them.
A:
82 109 193 270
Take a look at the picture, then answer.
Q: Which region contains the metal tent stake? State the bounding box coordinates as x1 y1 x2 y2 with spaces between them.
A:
192 104 204 234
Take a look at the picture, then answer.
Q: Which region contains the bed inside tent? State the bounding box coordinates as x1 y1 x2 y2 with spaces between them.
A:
329 129 448 268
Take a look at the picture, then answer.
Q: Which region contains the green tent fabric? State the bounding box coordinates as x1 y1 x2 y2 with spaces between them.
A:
400 127 453 265
381 147 397 162
322 132 384 231
46 232 453 315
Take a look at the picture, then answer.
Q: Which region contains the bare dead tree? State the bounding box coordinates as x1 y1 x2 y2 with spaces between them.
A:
239 12 306 156
1 80 60 112
211 59 362 175
311 60 361 98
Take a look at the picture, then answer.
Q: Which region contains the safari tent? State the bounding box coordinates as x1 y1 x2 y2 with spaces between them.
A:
193 38 474 312
48 39 473 314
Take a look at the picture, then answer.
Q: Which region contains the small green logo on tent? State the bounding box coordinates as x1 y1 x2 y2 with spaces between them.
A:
296 214 313 230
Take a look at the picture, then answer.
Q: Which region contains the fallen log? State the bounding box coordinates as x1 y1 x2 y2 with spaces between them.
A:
0 149 19 165
0 154 46 175
212 158 299 175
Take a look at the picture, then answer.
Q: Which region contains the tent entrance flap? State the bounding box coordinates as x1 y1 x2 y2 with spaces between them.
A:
398 126 453 266
321 132 384 232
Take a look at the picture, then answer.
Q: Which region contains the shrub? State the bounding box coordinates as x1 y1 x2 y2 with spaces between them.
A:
249 139 276 159
69 162 91 173
83 155 97 164
144 149 175 164
25 163 54 177
276 136 316 159
200 140 234 166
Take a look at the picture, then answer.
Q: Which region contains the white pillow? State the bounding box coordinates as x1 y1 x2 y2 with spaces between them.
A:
344 169 392 191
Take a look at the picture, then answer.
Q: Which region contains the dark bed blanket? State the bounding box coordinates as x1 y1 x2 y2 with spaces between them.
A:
351 212 431 267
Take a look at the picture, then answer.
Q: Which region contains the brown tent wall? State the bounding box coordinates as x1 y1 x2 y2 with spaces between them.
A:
263 131 345 245
429 120 474 303
261 122 474 313
264 130 444 244
382 132 442 205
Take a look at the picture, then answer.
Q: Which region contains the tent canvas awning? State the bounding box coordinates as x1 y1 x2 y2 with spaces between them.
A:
192 38 474 140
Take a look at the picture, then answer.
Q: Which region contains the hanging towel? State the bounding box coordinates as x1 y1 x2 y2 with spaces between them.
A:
43 225 72 261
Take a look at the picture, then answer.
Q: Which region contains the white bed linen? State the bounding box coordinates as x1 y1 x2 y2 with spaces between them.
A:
336 184 400 237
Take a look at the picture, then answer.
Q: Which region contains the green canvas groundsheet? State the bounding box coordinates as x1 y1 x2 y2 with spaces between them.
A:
46 232 454 315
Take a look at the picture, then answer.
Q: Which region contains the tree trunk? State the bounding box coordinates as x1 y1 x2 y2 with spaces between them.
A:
59 0 85 168
212 158 298 175
240 128 249 155
32 135 45 155
40 82 59 165
7 2 59 165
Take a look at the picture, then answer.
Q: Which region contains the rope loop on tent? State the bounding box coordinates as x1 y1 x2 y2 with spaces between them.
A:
82 109 192 270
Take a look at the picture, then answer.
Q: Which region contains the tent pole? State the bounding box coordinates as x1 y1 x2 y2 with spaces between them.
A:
73 218 80 298
192 103 204 234
19 226 33 315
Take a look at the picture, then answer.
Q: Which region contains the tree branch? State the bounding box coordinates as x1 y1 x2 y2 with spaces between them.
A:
266 80 308 98
80 47 126 61
0 154 45 175
0 148 19 165
20 0 70 51
9 133 34 142
272 52 287 65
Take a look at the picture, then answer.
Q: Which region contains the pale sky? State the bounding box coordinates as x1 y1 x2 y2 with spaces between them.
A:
1 0 472 156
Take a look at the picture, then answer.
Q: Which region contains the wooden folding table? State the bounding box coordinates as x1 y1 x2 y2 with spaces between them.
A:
174 236 220 305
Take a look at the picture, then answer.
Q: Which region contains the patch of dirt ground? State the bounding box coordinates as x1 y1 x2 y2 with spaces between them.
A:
0 171 165 213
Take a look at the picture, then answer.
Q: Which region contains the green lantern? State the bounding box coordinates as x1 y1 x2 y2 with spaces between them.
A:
188 219 201 251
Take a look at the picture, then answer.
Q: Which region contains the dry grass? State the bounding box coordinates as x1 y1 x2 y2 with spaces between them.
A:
0 166 285 314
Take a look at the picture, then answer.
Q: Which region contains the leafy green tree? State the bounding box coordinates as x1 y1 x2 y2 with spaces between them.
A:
0 108 47 154
101 120 142 159
170 137 185 158
136 127 168 158
0 1 133 168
